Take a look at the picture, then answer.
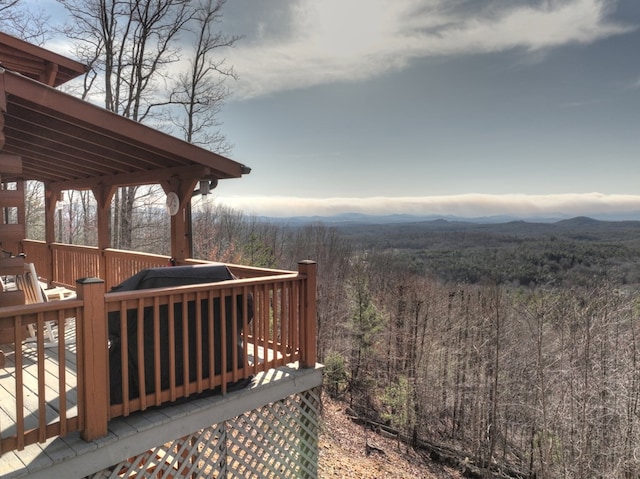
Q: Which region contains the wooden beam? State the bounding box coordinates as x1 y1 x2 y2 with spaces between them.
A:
92 184 116 279
165 177 199 262
0 189 22 207
0 73 6 112
6 102 177 173
0 290 24 308
44 188 60 244
51 165 211 192
15 180 24 227
0 224 25 254
2 71 247 178
0 256 25 276
41 61 58 87
0 32 86 85
40 188 60 284
0 154 22 174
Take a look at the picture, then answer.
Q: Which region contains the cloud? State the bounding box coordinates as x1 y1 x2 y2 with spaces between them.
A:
214 193 640 219
228 0 636 99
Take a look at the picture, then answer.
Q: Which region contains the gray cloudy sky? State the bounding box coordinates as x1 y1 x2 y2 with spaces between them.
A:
211 0 640 218
36 0 640 218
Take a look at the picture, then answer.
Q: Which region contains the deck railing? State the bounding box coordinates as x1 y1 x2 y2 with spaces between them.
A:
0 297 84 454
104 270 310 419
22 241 298 290
22 241 170 290
1 242 317 455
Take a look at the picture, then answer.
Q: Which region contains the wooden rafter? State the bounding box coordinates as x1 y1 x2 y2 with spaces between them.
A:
0 31 86 87
0 31 250 264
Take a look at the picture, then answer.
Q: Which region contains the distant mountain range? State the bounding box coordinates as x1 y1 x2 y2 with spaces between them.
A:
258 211 640 225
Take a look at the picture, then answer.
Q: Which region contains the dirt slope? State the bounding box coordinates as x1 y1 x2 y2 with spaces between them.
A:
318 395 463 478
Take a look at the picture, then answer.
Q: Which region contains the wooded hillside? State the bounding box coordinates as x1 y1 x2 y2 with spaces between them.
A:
35 193 640 477
319 217 640 478
190 211 640 478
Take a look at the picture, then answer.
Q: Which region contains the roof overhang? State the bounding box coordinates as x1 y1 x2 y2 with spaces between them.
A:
0 31 87 87
0 68 250 192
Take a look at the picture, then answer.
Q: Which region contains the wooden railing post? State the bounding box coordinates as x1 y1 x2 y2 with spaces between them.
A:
298 260 317 368
76 277 109 441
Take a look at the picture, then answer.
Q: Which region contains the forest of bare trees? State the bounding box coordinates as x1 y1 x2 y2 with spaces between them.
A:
196 208 640 479
345 256 640 478
30 188 640 478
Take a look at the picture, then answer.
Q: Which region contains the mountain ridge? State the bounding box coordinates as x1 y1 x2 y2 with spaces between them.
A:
257 212 640 227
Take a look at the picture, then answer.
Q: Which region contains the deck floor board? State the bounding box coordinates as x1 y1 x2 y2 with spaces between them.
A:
0 320 317 479
1 362 322 479
0 322 78 441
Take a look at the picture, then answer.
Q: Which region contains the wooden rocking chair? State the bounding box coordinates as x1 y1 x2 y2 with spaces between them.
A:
15 263 70 348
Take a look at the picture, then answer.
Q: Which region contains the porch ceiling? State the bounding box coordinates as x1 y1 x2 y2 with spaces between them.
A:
0 68 250 191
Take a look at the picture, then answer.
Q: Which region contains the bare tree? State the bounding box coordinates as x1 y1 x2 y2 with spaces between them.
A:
59 0 192 119
24 181 45 241
166 0 238 153
56 0 237 250
0 0 50 44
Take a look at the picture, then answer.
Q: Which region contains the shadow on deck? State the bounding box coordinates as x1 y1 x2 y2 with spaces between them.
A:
0 259 321 478
0 322 322 478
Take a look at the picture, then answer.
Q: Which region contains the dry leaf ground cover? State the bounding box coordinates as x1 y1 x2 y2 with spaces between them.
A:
318 395 463 479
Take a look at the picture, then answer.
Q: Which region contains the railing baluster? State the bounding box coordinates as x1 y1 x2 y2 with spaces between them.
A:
281 282 289 365
14 315 24 451
273 283 280 368
153 296 162 406
136 298 146 411
58 310 67 437
119 302 129 416
76 304 85 431
36 312 46 443
207 290 215 390
168 294 176 402
251 283 259 375
231 288 238 382
181 293 189 397
195 291 203 393
242 285 250 378
263 283 267 367
220 288 227 394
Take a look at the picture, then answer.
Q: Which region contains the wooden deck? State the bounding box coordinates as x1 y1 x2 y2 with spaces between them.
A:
0 322 78 446
0 322 289 447
0 249 319 477
0 322 322 478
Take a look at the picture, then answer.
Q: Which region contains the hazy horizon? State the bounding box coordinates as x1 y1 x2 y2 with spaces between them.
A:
207 192 640 221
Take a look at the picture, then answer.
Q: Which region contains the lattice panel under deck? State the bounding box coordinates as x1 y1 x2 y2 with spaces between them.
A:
87 387 321 479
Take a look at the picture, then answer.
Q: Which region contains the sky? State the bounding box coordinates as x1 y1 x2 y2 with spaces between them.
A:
32 0 640 219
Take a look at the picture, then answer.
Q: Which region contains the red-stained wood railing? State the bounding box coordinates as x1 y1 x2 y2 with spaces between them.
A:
104 262 315 419
0 254 318 455
22 241 298 292
103 249 172 290
22 241 101 290
0 296 84 454
22 241 172 290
